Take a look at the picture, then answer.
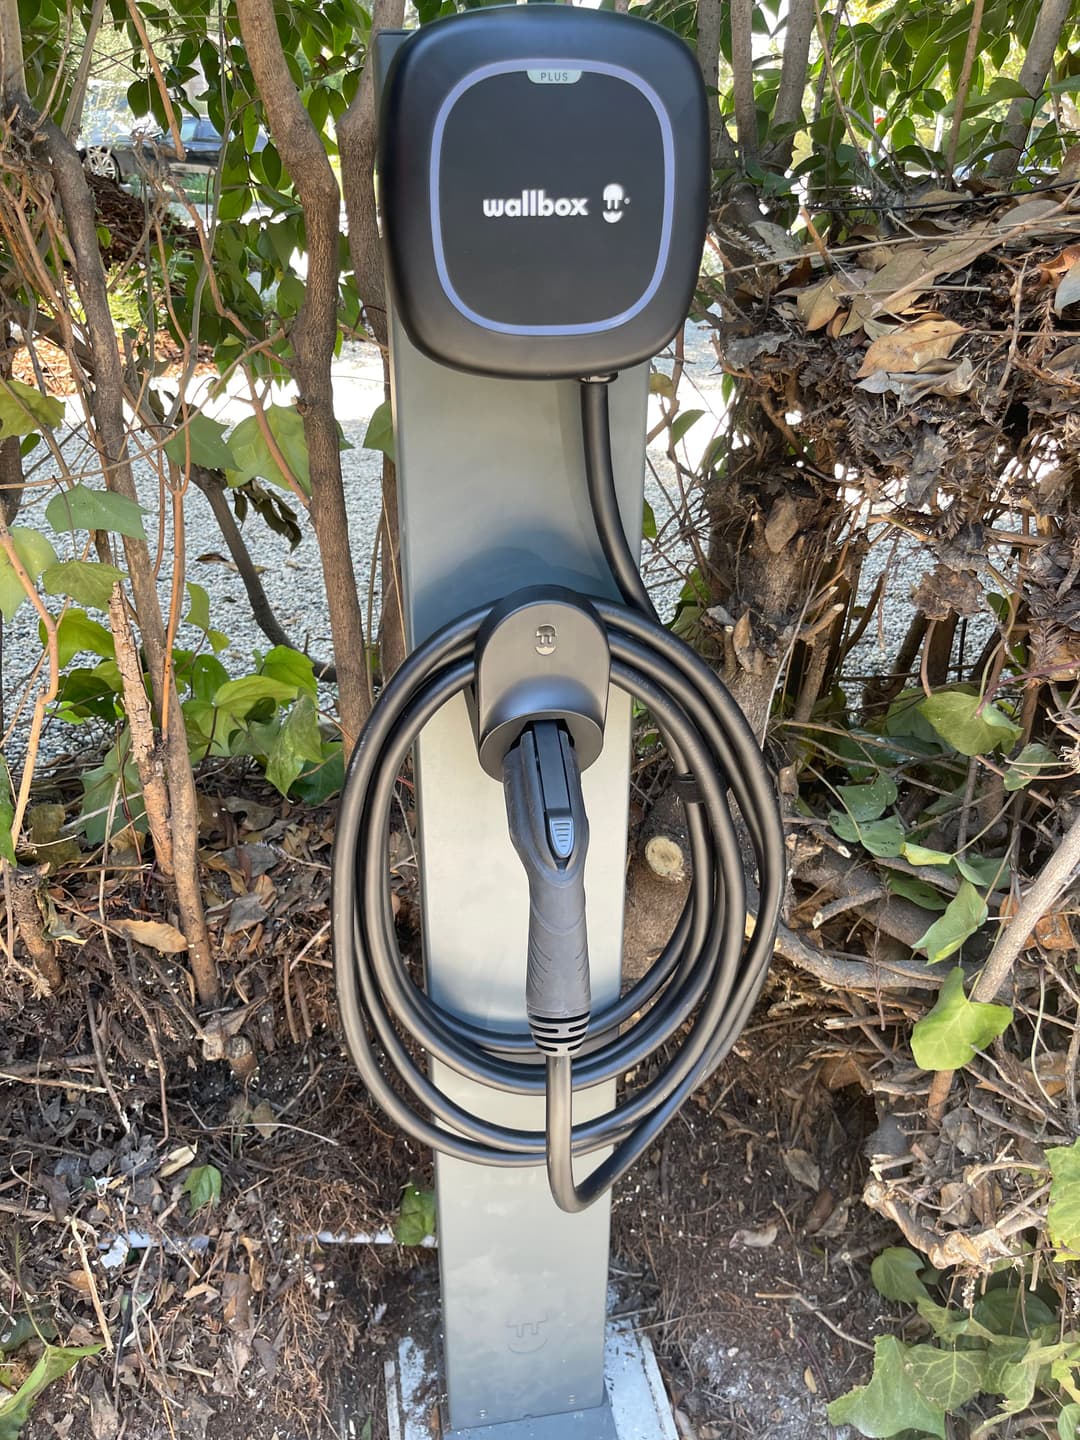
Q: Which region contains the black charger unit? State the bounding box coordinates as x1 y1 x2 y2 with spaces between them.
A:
378 4 709 380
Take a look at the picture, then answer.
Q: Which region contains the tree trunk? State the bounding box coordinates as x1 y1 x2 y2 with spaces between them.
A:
236 0 371 748
24 113 217 1006
339 0 407 685
987 0 1071 177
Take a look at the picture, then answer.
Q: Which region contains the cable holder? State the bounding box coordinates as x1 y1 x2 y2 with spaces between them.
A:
470 586 610 780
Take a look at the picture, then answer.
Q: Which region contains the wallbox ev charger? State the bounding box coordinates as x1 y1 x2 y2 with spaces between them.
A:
378 3 709 378
334 4 784 1220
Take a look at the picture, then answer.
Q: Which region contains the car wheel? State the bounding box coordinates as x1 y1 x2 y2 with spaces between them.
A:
83 146 120 182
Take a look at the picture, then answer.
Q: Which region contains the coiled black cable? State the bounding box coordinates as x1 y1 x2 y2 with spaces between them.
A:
332 378 785 1211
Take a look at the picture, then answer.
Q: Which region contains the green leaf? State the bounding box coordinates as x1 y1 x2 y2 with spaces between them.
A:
983 1338 1069 1414
915 1298 996 1343
42 561 125 611
261 646 317 697
288 743 345 804
0 379 64 438
78 737 145 844
670 408 705 447
213 674 298 730
1047 1138 1080 1259
265 697 325 796
164 414 234 471
0 1342 102 1440
905 1345 986 1411
871 1247 930 1303
902 843 954 866
182 1163 222 1214
362 400 395 463
47 610 114 669
972 1287 1057 1338
836 775 898 822
1003 742 1059 792
911 967 1012 1072
827 1336 945 1438
914 881 988 963
918 691 1021 757
953 854 1008 890
394 1184 436 1246
649 371 675 397
45 485 146 540
641 498 657 541
0 759 14 866
0 527 58 620
886 873 950 911
226 405 312 495
1061 1401 1080 1440
828 812 905 857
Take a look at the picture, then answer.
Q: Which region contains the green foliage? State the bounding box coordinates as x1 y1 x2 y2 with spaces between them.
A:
363 400 396 463
871 1247 930 1304
917 691 1022 758
226 405 314 495
1047 1139 1080 1259
0 1342 102 1440
163 415 234 471
839 1248 1080 1437
41 560 126 611
1003 742 1060 791
0 379 64 439
910 967 1012 1072
0 529 57 621
914 881 988 964
0 761 15 866
44 485 147 541
394 1184 436 1246
182 1163 222 1214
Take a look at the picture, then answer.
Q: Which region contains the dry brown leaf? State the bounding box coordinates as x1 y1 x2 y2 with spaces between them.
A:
1034 910 1076 951
797 274 845 331
1055 259 1080 314
845 248 930 331
1049 343 1080 372
111 917 188 953
856 319 964 378
729 1221 778 1248
781 1148 821 1191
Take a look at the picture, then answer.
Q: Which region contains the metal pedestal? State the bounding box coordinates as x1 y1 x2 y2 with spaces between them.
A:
389 323 648 1434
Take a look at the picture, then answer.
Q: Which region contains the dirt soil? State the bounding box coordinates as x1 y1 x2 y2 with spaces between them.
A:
1 781 895 1440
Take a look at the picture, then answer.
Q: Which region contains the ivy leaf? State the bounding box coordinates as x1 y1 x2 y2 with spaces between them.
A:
182 1163 222 1215
362 399 395 463
886 873 950 911
910 967 1012 1072
226 404 312 495
972 1287 1057 1337
265 697 325 796
871 1247 930 1303
902 842 954 866
828 812 905 857
918 691 1021 757
42 561 126 611
905 1345 986 1411
836 775 898 822
1003 742 1059 792
641 498 657 540
1047 1138 1080 1259
0 378 64 437
164 414 234 471
0 527 58 620
953 854 1008 890
394 1184 436 1246
827 1335 946 1438
45 485 147 540
914 880 988 963
983 1338 1070 1414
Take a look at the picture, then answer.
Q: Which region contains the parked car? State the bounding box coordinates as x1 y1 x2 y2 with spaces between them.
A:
150 114 268 169
77 100 142 183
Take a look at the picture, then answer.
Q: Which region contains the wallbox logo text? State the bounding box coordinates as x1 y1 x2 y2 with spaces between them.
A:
482 189 588 218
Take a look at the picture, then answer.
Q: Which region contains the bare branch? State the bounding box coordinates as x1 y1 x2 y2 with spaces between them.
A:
945 0 985 183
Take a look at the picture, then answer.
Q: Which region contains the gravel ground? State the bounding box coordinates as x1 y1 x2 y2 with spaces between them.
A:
4 321 973 771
